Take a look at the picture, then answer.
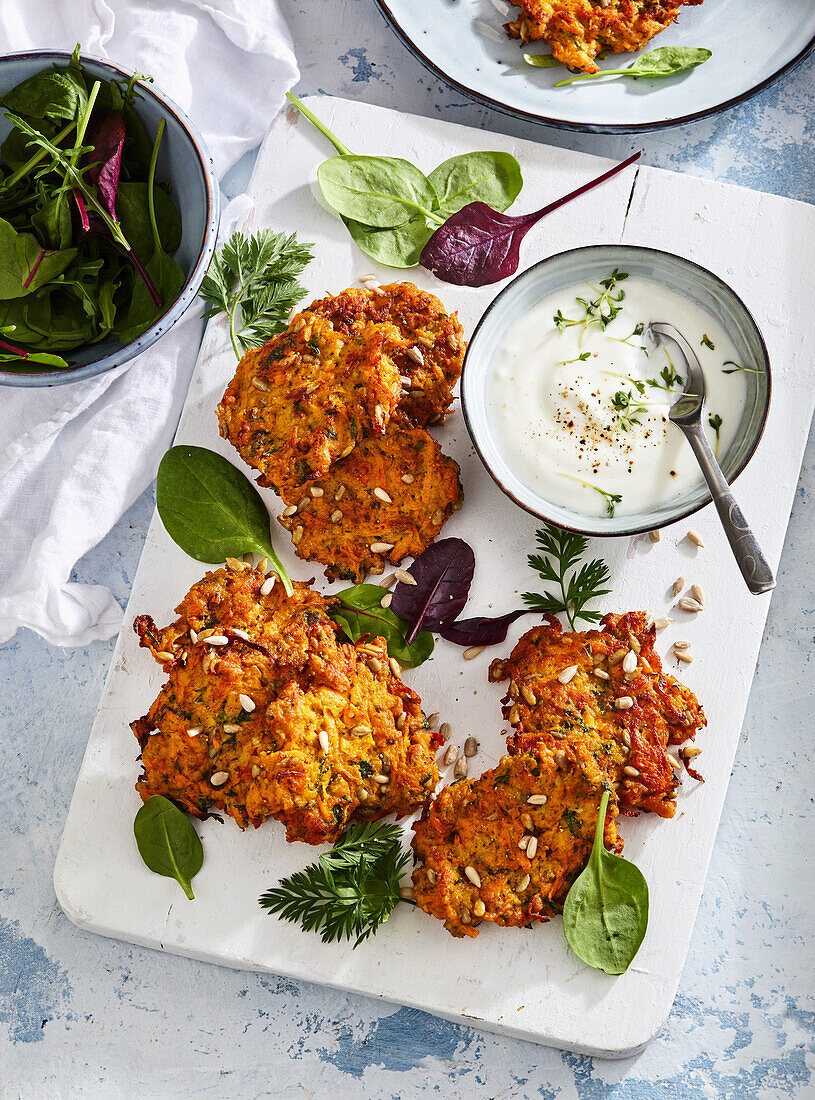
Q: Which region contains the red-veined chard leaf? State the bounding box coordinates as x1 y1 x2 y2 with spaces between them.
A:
439 609 532 646
389 538 475 643
419 151 642 287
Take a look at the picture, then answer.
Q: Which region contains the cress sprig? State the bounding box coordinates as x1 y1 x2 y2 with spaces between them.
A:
199 228 314 358
522 523 612 629
259 821 411 947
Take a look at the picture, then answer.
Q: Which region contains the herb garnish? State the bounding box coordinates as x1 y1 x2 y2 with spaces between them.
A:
562 790 649 975
646 362 683 391
610 388 648 432
708 413 723 457
134 795 203 901
556 46 712 87
199 229 313 358
722 361 763 375
557 473 623 517
554 269 628 338
523 524 612 628
701 334 715 350
558 351 591 365
259 821 410 946
156 445 293 595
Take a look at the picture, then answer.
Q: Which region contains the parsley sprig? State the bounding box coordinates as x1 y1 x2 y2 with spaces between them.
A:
200 229 313 357
522 524 612 629
259 821 410 947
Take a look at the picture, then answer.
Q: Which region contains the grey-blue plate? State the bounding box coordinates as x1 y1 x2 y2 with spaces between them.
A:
0 50 220 387
461 244 771 537
376 0 815 133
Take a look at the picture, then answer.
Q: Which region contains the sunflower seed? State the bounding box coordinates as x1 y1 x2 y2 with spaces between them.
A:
426 869 437 885
672 577 685 597
509 704 520 724
527 794 548 805
673 639 692 650
443 744 458 766
678 596 702 613
223 724 240 734
232 628 250 641
616 696 634 710
432 509 444 525
401 474 414 484
454 756 468 779
463 646 484 661
380 592 393 609
318 730 330 753
373 487 392 504
393 568 416 586
608 649 626 666
518 835 530 850
526 836 538 859
406 345 425 365
521 685 537 705
210 771 229 787
464 737 478 758
683 745 702 759
690 583 705 605
517 874 531 891
652 616 672 631
558 664 578 684
439 721 451 739
389 657 402 677
622 650 638 674
372 773 389 784
667 754 682 771
379 573 397 588
648 529 661 543
251 377 269 392
427 713 440 727
675 651 694 664
464 865 482 888
370 542 394 553
251 765 260 778
330 510 343 524
335 485 346 501
687 530 705 548
628 632 641 653
186 728 202 737
238 694 256 713
260 576 276 596
473 899 486 918
521 813 534 831
155 650 174 662
207 635 229 646
594 668 610 680
189 628 198 644
350 725 372 736
623 765 640 778
368 658 383 673
309 486 323 498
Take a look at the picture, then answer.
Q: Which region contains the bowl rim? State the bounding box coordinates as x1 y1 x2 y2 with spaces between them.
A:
0 48 220 388
460 242 773 538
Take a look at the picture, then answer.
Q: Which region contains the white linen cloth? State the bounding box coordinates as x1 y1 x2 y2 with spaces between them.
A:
0 1 297 646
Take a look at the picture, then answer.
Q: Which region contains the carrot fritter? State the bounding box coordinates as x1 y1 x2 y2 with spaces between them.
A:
131 562 441 843
278 415 463 582
307 283 465 426
506 0 703 75
217 310 405 496
488 612 705 818
412 749 620 938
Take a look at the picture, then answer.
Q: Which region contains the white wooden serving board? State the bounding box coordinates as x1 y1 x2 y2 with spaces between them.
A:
55 98 815 1056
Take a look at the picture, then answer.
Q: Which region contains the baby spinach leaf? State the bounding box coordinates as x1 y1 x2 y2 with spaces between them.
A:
331 585 434 668
156 445 293 595
428 152 523 220
317 155 440 229
116 182 182 255
343 214 432 269
1 65 88 122
133 795 203 901
563 790 649 975
557 46 712 86
389 539 475 643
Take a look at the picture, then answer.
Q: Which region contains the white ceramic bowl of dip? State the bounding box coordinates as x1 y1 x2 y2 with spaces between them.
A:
461 244 771 537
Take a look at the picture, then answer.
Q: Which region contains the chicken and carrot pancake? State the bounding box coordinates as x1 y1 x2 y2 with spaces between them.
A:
506 0 703 75
412 749 620 938
217 310 405 496
308 282 466 426
488 611 705 818
131 562 441 844
278 415 463 582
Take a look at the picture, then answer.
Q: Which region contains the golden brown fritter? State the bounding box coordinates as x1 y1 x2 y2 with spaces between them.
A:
278 415 463 582
488 611 705 818
506 0 703 75
131 561 441 844
217 310 405 496
412 748 621 938
307 283 465 426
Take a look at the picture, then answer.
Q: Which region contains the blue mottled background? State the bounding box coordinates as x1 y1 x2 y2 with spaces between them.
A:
1 4 814 1096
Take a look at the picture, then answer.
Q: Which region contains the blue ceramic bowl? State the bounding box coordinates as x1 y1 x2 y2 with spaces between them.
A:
461 245 771 537
0 50 220 387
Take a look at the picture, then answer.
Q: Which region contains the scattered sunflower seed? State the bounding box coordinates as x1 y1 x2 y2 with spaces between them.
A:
648 529 661 543
558 664 578 684
686 530 705 548
380 592 393 609
690 583 705 605
454 756 468 779
238 694 256 713
393 568 416 585
463 646 484 661
260 576 276 596
210 771 229 787
526 836 538 860
672 577 685 597
464 865 482 888
527 794 548 805
464 737 478 758
678 596 703 613
615 696 634 710
622 650 638 674
370 542 394 553
318 730 330 754
443 744 458 766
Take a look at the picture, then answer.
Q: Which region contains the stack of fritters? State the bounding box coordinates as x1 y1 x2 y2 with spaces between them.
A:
489 611 705 817
217 282 465 581
131 560 441 845
506 0 703 75
412 612 704 937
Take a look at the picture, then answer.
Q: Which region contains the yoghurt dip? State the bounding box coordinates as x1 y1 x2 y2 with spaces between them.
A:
489 271 749 518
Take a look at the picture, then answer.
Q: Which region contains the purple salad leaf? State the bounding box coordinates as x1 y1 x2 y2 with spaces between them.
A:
389 538 475 644
420 151 642 287
440 609 533 647
83 109 126 222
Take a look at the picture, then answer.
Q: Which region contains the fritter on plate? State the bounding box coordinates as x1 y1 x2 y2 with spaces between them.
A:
308 283 465 426
506 0 703 75
278 415 463 582
131 561 441 844
412 748 620 938
217 310 405 495
488 611 705 818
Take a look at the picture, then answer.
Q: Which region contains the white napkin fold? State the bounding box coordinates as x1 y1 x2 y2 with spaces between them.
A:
0 0 298 646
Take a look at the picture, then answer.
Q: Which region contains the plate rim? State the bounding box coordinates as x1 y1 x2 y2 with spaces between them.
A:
374 0 815 134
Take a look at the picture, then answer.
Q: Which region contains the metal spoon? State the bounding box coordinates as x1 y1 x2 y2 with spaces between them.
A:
646 321 775 595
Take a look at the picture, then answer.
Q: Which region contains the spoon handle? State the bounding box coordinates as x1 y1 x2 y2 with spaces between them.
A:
681 422 775 594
